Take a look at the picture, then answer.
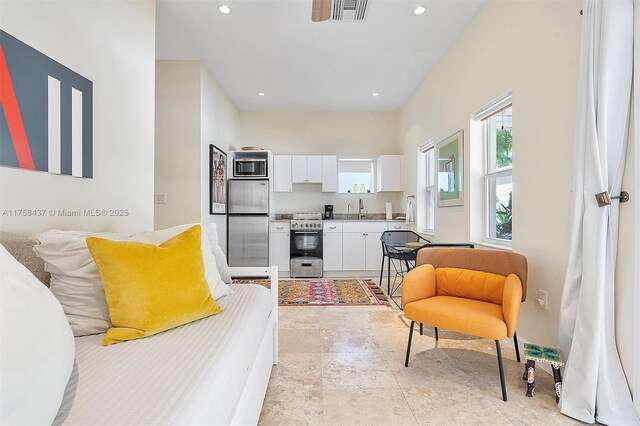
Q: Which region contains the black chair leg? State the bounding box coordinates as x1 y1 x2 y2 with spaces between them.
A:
434 327 439 341
495 340 507 402
387 256 391 295
420 323 423 335
514 332 520 363
405 321 415 367
379 254 385 286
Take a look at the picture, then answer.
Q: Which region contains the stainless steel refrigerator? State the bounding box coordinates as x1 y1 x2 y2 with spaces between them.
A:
227 179 270 267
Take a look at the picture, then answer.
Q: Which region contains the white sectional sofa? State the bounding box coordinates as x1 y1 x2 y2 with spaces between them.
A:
0 232 278 425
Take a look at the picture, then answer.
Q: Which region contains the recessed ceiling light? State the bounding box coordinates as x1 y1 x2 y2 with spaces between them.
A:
257 92 265 97
218 5 231 14
372 92 380 97
413 6 426 15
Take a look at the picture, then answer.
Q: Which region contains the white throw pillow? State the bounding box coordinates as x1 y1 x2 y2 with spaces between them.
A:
33 224 232 337
33 229 123 336
206 222 232 284
0 244 75 425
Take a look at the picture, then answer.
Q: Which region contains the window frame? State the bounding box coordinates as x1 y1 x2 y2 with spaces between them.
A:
474 93 513 247
337 158 375 194
417 138 436 234
425 144 436 233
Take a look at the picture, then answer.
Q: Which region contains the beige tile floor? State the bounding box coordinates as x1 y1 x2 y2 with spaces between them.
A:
259 299 581 425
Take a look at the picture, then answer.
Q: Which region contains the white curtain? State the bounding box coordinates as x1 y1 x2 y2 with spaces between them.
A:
557 0 638 424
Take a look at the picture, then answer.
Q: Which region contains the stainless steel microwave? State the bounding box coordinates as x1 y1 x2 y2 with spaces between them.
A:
233 158 268 178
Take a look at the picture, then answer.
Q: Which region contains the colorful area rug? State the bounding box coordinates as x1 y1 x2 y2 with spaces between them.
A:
232 278 389 306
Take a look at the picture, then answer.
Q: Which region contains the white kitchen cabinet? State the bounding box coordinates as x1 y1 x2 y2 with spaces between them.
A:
291 155 322 183
387 222 409 230
323 222 343 233
273 155 292 192
270 223 290 272
342 232 366 270
307 156 323 182
377 155 402 192
323 231 343 271
341 222 386 271
365 232 383 271
292 156 307 183
321 155 338 192
342 221 388 234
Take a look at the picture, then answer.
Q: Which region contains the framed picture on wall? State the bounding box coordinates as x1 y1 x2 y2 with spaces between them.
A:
209 144 227 215
436 130 464 207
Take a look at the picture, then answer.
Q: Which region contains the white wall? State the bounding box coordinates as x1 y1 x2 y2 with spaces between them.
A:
239 111 403 215
399 0 581 348
155 60 201 229
0 0 155 234
200 64 239 252
155 60 239 252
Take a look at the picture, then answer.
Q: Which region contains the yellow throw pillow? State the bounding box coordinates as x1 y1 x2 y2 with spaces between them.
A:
86 224 222 346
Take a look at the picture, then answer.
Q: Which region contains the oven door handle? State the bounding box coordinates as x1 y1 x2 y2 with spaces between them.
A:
292 231 320 234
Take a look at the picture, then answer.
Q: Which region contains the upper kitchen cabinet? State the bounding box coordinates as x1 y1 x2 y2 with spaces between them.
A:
376 155 402 192
307 156 323 182
321 155 337 192
292 155 323 183
273 155 293 192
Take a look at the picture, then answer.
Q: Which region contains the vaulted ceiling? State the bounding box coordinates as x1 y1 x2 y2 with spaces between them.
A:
156 0 486 111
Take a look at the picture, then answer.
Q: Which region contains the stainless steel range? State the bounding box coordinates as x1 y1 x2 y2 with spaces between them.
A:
290 212 323 278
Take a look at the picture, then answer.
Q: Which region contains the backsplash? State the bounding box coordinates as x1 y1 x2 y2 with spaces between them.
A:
271 185 404 217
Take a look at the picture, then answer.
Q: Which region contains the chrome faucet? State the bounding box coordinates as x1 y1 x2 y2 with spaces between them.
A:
347 203 352 220
358 198 365 220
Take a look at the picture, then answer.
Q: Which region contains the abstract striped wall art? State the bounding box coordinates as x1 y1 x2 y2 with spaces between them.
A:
0 30 93 178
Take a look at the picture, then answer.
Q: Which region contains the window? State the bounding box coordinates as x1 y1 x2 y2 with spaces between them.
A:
483 102 513 242
417 139 435 233
425 145 436 231
338 159 373 193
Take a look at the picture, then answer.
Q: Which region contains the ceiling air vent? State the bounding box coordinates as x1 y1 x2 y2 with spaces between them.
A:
333 0 368 20
312 0 369 22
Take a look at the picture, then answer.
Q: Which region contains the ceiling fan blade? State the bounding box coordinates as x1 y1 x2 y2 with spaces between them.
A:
312 0 331 22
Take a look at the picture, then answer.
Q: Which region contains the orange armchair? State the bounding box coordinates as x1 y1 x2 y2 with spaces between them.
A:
402 248 528 402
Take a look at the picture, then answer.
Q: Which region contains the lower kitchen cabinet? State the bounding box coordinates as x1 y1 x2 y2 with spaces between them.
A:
365 233 383 271
387 222 409 231
322 232 343 271
342 232 366 270
342 231 382 271
270 223 290 272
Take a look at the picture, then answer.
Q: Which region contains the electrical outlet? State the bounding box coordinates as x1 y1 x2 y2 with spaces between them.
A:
154 193 167 204
537 290 549 310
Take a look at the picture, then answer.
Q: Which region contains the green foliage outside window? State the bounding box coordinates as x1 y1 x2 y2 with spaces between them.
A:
496 127 512 240
496 191 512 240
496 127 512 168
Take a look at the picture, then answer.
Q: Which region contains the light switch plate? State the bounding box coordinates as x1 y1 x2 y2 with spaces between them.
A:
154 193 167 204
